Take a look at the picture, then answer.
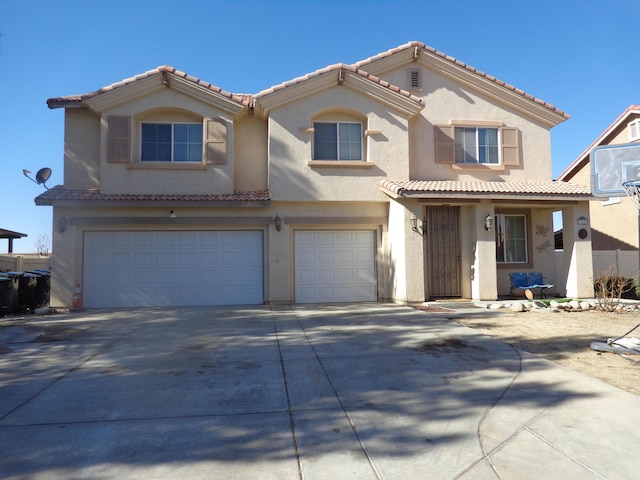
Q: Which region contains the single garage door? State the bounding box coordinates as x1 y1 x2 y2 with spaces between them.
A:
84 231 263 308
295 230 376 303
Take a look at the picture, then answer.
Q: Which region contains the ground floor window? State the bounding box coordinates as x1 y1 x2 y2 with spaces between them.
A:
496 213 527 263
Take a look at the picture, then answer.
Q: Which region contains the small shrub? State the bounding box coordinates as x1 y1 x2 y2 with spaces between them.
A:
593 273 633 312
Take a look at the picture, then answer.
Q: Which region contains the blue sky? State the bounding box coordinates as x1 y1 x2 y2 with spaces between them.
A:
1 0 638 252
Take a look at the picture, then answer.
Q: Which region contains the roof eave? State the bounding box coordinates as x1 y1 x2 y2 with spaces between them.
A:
354 42 568 127
255 65 423 118
382 190 595 202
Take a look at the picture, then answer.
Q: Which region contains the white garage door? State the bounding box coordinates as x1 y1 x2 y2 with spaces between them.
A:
295 230 376 303
84 231 263 308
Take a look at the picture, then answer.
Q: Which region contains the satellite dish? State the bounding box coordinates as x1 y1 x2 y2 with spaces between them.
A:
35 168 52 186
22 167 52 189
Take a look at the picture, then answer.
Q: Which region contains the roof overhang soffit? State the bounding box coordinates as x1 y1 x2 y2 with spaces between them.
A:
256 69 424 119
84 73 246 116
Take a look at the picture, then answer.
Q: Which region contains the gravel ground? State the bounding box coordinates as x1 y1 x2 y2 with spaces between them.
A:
451 306 640 396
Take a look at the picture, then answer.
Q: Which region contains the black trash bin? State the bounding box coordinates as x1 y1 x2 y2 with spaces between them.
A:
5 272 39 312
0 275 19 316
27 270 51 309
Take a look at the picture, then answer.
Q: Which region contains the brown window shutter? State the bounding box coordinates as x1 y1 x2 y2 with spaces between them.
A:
501 127 520 166
107 116 131 163
205 118 227 164
435 125 454 164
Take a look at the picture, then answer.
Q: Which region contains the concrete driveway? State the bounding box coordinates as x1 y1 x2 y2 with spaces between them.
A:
1 303 639 479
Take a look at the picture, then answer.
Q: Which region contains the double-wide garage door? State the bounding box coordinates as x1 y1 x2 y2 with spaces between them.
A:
84 231 263 308
295 230 376 303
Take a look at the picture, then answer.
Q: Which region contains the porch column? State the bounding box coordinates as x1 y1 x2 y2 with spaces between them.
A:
387 201 425 303
471 204 497 300
562 203 594 298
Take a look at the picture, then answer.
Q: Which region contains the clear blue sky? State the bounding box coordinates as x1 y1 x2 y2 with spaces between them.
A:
1 0 638 252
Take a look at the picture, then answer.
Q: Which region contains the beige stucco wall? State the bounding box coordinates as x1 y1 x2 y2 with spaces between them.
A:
380 66 554 182
267 86 413 202
234 114 268 192
562 203 595 298
63 109 100 189
468 203 498 300
97 89 240 195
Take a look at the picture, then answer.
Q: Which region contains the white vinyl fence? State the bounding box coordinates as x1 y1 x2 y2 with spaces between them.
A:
592 250 639 279
0 254 51 273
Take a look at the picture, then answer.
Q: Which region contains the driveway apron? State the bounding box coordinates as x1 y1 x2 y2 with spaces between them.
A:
1 303 639 479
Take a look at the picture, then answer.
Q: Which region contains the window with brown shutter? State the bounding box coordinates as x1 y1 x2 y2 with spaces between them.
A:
205 118 227 164
501 127 520 166
107 116 131 163
434 125 455 164
435 124 520 166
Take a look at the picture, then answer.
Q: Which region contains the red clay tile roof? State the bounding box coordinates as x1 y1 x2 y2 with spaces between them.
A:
380 180 592 199
47 66 251 109
353 41 568 120
35 186 270 205
46 42 563 121
255 63 424 105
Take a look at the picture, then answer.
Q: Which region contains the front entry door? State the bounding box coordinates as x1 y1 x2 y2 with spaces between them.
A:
426 206 461 297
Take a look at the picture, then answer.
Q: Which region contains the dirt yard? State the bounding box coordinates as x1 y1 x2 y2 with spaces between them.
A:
452 307 640 396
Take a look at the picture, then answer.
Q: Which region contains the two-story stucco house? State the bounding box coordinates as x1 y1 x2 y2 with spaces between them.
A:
37 41 594 308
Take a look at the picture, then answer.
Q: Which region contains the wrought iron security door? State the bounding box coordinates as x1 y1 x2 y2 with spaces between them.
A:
426 206 461 297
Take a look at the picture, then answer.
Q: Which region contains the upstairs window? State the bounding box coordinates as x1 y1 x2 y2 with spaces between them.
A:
496 213 527 263
313 122 362 161
141 122 203 162
435 124 519 166
455 127 499 164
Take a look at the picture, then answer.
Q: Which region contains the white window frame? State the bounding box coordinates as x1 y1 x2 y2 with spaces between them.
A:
454 126 500 164
140 122 203 163
496 213 528 264
313 122 363 161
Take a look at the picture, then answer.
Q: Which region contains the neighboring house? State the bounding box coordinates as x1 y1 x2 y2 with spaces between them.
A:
558 105 640 277
37 41 594 308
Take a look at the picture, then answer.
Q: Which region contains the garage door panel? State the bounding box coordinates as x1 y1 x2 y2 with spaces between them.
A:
295 230 376 303
85 231 263 308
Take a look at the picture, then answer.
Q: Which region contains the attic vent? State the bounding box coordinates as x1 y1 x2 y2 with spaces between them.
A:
409 69 421 89
629 119 640 142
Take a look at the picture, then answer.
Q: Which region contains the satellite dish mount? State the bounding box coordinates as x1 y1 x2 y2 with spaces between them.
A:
23 168 52 190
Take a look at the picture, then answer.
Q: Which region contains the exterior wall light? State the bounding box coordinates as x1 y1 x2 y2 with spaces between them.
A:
410 215 423 235
485 214 493 231
274 214 282 232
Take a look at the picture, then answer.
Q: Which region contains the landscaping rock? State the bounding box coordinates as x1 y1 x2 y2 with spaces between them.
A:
569 300 581 310
532 300 547 309
579 301 591 310
489 303 502 310
510 302 526 312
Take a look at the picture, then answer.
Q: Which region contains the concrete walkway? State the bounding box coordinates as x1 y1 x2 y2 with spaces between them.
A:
0 303 638 479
